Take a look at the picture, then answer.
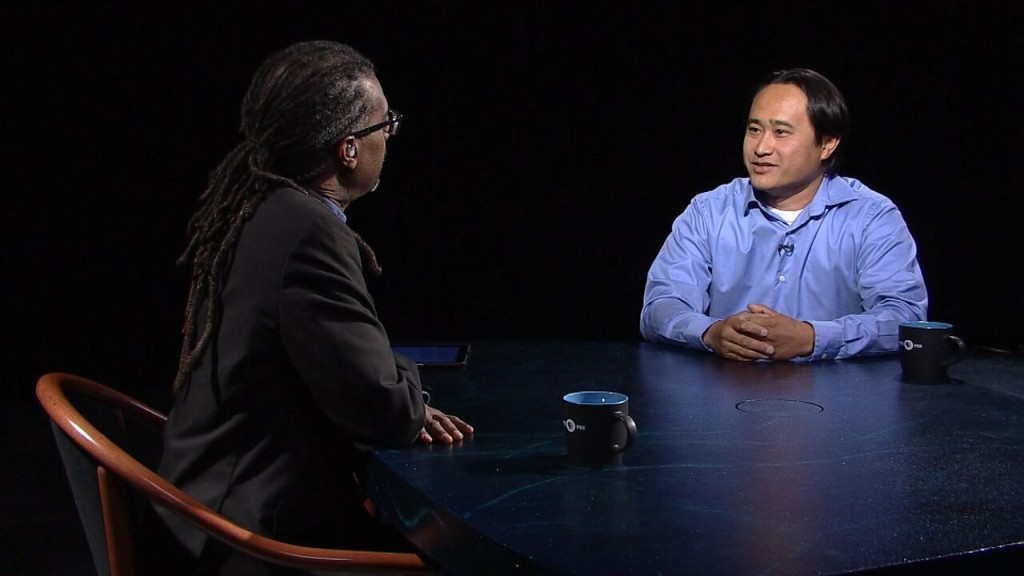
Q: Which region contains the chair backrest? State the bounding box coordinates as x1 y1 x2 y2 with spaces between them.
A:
36 372 435 576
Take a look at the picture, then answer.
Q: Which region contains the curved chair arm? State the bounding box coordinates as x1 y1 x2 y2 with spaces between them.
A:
36 372 434 575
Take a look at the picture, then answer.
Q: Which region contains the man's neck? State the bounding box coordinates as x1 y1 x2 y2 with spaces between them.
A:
758 172 826 211
313 179 352 211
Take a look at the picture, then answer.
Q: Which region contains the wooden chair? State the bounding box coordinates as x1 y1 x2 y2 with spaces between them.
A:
36 372 436 576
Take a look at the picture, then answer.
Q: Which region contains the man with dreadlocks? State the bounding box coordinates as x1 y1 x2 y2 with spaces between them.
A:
153 40 472 574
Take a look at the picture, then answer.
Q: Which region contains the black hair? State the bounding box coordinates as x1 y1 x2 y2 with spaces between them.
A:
757 68 849 173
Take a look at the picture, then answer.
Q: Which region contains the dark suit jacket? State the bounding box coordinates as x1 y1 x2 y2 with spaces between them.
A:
157 187 426 555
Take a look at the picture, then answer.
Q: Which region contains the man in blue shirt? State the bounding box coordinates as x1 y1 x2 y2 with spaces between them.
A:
640 68 927 361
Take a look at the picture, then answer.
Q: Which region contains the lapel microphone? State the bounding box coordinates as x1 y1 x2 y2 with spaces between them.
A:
778 243 795 256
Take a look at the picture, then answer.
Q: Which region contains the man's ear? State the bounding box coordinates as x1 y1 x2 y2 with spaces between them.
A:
337 137 358 167
820 136 840 160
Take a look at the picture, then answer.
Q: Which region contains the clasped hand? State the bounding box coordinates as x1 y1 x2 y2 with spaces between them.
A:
702 303 814 362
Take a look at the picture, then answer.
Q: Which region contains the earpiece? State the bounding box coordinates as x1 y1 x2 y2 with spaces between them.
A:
345 144 357 158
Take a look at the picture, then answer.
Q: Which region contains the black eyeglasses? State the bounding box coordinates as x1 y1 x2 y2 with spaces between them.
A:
349 109 402 138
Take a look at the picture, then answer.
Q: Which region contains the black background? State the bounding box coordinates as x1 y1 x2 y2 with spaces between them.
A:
6 1 1023 573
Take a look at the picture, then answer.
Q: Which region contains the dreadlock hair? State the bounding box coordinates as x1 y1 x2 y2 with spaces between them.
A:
173 40 381 392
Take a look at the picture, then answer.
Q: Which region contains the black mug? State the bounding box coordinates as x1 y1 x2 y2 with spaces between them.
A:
899 321 967 384
562 391 637 467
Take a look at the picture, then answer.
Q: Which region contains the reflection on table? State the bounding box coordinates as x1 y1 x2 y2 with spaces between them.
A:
367 341 1024 575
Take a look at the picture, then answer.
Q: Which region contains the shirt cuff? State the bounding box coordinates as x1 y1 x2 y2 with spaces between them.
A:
805 320 840 360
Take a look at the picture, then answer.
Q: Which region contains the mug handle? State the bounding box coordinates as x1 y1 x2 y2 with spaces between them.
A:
611 412 638 452
945 335 967 366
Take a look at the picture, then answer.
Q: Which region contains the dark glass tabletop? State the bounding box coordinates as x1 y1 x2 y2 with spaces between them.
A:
366 341 1024 575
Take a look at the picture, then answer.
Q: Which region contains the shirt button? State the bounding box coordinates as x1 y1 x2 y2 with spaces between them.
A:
778 275 786 282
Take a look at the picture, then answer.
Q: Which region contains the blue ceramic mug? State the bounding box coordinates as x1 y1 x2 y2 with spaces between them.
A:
563 391 638 466
899 321 967 383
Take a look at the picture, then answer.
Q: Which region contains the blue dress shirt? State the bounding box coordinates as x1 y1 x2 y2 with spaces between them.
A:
640 175 928 360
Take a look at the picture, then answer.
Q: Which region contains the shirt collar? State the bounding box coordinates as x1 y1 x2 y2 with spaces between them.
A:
744 174 856 217
317 194 348 224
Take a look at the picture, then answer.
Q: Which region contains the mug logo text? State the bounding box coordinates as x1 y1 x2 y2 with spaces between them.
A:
563 419 585 433
901 339 923 351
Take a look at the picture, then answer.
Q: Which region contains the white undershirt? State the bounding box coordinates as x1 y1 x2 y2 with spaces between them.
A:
768 207 802 225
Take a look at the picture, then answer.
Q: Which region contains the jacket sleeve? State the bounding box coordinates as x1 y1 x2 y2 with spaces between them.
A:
278 212 426 447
